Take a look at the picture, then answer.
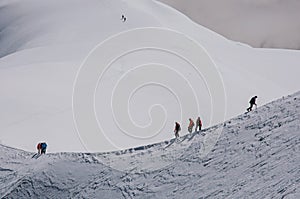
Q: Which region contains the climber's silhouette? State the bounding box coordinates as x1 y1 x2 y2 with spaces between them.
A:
121 15 126 22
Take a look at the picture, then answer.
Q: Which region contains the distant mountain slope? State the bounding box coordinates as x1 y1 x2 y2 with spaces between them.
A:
1 92 299 198
159 0 300 49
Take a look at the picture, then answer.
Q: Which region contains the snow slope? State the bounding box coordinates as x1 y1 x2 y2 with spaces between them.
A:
1 92 299 198
0 0 300 152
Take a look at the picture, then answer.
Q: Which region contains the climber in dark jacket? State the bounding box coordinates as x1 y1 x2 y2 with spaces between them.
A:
40 142 47 154
174 122 181 138
247 96 258 112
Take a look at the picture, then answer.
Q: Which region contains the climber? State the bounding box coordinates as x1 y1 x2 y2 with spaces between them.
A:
195 117 202 131
188 118 195 133
247 96 258 112
40 142 47 154
174 122 181 138
121 14 126 22
37 143 42 154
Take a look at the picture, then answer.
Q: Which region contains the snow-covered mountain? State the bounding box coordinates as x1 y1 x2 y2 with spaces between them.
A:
1 92 299 198
0 0 300 153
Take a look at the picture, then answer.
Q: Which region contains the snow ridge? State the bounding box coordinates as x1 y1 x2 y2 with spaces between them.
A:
1 92 299 198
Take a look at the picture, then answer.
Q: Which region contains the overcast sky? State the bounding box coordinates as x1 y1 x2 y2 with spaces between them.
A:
159 0 300 50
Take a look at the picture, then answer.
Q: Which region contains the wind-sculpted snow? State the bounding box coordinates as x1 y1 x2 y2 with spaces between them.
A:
1 92 299 198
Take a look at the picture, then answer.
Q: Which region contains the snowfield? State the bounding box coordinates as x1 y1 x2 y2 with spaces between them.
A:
1 92 299 198
0 0 300 153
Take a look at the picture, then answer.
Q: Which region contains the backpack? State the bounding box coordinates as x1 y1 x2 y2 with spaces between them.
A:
175 123 181 131
41 142 47 150
250 96 257 104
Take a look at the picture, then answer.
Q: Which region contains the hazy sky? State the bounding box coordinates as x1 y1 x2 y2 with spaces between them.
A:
159 0 300 49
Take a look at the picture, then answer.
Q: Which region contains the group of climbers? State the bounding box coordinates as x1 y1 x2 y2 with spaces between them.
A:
37 142 47 155
174 116 202 138
173 96 258 138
